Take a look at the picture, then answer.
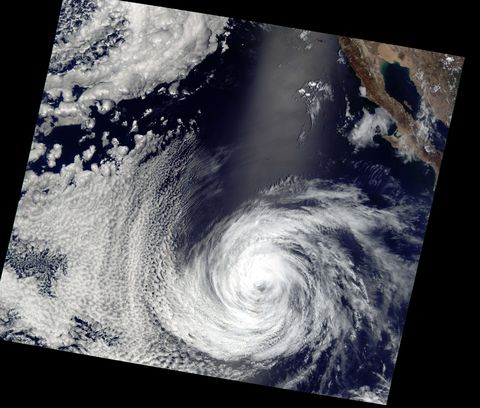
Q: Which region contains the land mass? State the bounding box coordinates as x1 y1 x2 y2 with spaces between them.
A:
339 37 464 181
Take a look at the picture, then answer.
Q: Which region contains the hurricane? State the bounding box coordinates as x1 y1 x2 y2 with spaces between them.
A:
1 128 423 402
160 177 410 363
1 0 462 404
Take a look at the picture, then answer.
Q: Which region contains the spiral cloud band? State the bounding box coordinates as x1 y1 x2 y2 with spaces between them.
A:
1 130 421 402
0 0 456 404
164 178 411 363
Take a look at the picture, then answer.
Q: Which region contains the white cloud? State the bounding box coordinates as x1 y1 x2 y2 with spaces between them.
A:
345 96 354 120
39 0 228 132
46 143 63 168
299 30 313 50
82 145 96 162
297 79 334 142
101 131 110 147
79 133 95 144
28 142 46 163
220 30 231 53
111 111 121 123
142 108 152 118
1 4 423 400
130 120 138 134
1 119 421 400
299 30 309 41
347 108 393 151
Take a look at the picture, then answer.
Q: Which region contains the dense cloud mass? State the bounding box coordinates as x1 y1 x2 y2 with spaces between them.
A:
0 0 452 405
38 0 227 133
1 125 422 403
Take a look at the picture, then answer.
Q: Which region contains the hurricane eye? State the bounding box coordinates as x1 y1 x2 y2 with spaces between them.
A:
255 281 266 291
1 1 456 404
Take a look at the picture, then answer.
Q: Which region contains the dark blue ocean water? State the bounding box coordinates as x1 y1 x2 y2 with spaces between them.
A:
379 59 449 153
33 21 435 210
28 21 435 398
381 61 421 117
432 118 449 151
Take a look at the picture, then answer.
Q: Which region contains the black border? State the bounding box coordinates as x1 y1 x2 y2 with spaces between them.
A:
1 1 474 405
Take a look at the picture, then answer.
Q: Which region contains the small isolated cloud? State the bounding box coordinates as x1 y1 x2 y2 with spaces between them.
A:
130 120 138 134
82 145 96 162
101 131 110 147
297 79 334 142
142 108 153 118
28 142 47 163
299 30 313 50
47 144 63 168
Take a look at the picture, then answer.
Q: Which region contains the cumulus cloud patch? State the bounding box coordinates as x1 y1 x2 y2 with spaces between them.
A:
347 108 394 151
47 144 63 168
82 145 96 162
297 80 334 143
299 30 313 50
38 0 228 133
28 142 47 163
0 3 436 404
